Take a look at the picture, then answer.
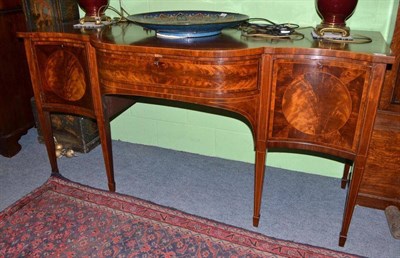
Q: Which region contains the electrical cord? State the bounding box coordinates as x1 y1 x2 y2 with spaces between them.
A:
314 34 373 44
238 18 304 40
238 18 372 44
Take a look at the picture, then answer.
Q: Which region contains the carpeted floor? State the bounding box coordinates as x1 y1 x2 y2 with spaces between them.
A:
1 175 360 257
0 129 399 257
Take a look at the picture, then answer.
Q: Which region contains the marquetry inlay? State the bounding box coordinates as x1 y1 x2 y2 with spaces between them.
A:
45 50 86 101
282 72 352 135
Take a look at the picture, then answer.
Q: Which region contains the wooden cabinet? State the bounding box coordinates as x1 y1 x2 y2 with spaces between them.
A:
0 0 34 157
358 111 400 209
19 24 393 246
357 7 400 210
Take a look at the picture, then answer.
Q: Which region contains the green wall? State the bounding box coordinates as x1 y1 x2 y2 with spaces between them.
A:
97 0 398 177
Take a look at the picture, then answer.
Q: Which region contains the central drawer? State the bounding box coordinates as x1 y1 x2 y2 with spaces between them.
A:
97 51 260 97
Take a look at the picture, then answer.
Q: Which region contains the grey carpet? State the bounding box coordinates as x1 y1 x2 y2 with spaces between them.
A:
1 129 399 257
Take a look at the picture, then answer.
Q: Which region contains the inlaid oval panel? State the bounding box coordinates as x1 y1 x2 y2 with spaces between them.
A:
44 50 86 101
282 72 352 135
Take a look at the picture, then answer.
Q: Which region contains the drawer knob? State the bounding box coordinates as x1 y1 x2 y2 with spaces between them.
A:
154 54 163 66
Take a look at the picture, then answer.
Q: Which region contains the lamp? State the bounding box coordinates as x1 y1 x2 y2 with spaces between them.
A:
77 0 110 24
315 0 358 37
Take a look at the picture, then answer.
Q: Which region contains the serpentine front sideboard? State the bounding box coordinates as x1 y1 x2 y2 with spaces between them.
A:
18 23 395 246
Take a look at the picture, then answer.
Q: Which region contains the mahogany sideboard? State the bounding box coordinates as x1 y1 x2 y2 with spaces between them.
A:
18 23 395 246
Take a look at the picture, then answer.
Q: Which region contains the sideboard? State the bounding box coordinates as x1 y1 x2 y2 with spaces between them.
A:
18 23 395 246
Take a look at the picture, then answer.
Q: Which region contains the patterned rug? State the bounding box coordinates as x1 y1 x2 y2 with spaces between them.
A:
0 175 359 257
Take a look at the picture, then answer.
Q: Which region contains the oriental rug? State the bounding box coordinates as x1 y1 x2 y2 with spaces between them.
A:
0 175 359 257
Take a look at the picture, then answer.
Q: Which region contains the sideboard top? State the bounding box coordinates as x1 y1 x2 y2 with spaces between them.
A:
18 22 394 63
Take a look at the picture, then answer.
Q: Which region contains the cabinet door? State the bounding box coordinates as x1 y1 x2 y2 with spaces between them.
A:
268 58 370 158
32 42 95 116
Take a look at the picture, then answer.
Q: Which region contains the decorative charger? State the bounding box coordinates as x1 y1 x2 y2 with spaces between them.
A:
126 10 249 38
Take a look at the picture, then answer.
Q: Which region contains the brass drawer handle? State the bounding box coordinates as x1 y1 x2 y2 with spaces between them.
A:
154 54 163 66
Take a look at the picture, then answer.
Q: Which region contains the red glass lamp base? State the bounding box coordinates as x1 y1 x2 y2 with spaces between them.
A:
77 0 110 24
315 0 358 36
